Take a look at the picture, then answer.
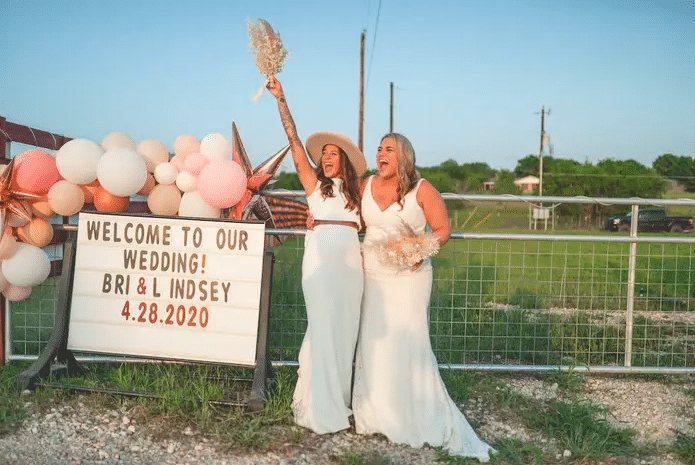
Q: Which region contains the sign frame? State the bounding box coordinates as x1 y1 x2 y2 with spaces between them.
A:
16 213 275 411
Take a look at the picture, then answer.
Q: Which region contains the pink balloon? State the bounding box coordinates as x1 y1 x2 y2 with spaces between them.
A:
170 154 184 171
3 285 32 302
197 160 248 208
183 152 209 176
13 150 60 195
147 184 182 216
48 180 85 216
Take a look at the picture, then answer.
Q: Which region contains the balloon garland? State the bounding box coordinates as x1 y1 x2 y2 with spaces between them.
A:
2 126 293 303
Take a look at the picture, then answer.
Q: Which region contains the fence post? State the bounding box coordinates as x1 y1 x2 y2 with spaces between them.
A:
0 117 7 364
624 204 639 366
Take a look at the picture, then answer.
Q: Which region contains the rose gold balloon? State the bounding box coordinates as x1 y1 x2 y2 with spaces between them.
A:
137 173 156 195
31 200 54 218
93 186 129 212
80 179 100 204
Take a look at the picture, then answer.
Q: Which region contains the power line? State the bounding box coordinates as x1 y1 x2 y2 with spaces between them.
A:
365 0 382 89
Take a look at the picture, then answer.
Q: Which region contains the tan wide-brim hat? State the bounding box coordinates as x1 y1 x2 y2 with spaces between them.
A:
305 132 367 177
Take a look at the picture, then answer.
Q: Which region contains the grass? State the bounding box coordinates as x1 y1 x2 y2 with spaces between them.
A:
2 362 694 463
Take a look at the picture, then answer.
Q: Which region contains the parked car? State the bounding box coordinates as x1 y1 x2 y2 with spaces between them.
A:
605 208 693 233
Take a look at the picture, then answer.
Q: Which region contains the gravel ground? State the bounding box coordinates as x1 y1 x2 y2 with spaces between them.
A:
0 375 693 464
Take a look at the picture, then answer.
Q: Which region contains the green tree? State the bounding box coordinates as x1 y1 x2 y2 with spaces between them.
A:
419 167 457 193
653 153 695 192
491 170 517 194
272 171 302 190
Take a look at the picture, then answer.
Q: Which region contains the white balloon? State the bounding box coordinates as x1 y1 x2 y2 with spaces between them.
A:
102 132 136 151
2 243 50 287
154 162 179 185
55 139 104 184
175 170 198 193
137 139 169 172
97 148 148 196
199 133 231 162
178 191 220 219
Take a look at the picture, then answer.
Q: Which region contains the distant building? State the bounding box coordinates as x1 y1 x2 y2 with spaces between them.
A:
514 175 540 194
482 177 496 191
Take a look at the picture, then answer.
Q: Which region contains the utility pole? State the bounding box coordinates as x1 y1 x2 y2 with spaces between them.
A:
539 106 546 197
389 82 394 133
358 31 365 152
357 30 365 152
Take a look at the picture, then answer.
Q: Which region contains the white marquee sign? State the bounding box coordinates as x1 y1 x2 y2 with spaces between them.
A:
67 212 266 366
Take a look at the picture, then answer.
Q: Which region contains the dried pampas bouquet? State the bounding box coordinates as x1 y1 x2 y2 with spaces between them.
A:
247 18 290 103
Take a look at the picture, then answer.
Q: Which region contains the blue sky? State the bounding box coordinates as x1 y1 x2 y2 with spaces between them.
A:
1 0 693 172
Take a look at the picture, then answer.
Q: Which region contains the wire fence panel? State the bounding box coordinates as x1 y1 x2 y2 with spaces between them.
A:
6 195 695 373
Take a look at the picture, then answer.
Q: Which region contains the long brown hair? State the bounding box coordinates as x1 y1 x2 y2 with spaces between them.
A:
315 147 361 212
381 133 420 207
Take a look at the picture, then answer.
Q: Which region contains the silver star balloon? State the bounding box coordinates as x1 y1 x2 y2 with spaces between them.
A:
229 122 307 231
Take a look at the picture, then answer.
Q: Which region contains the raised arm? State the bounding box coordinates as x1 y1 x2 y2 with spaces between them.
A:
266 76 317 194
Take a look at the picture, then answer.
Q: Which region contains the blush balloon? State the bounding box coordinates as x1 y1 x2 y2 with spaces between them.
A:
17 217 54 248
137 139 169 173
102 132 136 151
174 134 200 159
0 227 18 260
147 184 182 216
0 268 9 294
48 180 85 216
3 285 32 302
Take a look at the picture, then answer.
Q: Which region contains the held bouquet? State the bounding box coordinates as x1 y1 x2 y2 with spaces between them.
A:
247 18 290 102
377 223 441 270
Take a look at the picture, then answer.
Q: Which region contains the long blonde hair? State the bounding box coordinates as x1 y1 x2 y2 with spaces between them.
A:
381 133 420 207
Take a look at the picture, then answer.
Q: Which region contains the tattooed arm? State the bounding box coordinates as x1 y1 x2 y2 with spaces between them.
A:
266 76 317 195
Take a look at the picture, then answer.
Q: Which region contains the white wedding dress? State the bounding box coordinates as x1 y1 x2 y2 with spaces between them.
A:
293 179 363 434
353 176 494 461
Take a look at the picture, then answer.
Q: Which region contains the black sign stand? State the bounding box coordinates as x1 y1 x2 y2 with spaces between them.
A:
15 235 276 412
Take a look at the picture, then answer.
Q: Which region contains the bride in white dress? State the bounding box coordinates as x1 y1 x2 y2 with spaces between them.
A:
267 76 366 433
353 133 495 461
